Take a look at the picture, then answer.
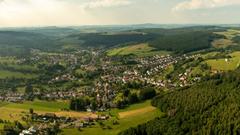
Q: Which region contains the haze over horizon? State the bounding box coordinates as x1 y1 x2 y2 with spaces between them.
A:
0 0 239 27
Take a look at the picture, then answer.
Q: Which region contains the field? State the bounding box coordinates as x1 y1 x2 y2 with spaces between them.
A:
0 57 38 79
0 70 38 79
205 51 240 71
0 100 68 122
212 29 240 48
4 100 69 112
107 43 170 57
61 100 163 135
0 100 162 135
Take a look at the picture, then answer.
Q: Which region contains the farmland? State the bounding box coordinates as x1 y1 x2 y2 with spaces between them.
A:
206 51 240 71
212 29 240 48
0 70 38 79
61 100 163 135
0 100 68 121
0 100 99 124
107 43 170 57
0 100 162 135
1 26 240 134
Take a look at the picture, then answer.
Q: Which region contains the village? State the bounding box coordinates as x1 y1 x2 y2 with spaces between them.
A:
0 51 201 108
0 47 206 134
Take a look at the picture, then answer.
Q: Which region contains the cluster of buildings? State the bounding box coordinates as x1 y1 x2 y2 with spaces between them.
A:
19 112 110 135
0 92 24 103
48 74 76 84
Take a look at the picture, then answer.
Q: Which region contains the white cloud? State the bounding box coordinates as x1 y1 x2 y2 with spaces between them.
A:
0 0 93 26
174 0 240 11
0 0 133 27
82 0 132 9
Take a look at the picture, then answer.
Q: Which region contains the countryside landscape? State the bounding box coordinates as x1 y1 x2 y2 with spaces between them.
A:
1 0 240 135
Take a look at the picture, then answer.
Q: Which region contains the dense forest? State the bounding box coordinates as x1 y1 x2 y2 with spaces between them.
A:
149 31 217 53
138 27 224 53
119 70 240 135
69 32 155 48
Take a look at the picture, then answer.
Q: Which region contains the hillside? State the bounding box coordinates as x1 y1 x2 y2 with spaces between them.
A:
72 27 224 53
0 31 58 56
0 26 225 57
120 70 240 135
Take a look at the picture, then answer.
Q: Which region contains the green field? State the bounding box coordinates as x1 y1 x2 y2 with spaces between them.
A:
0 100 70 123
2 64 38 71
61 100 163 135
212 29 240 48
4 100 69 112
0 100 162 135
0 70 38 79
107 43 170 57
206 51 240 71
190 65 210 76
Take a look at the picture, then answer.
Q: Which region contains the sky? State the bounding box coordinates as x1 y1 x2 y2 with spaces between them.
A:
0 0 239 27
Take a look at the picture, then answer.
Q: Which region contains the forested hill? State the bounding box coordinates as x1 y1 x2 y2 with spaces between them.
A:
0 31 57 56
69 26 224 53
119 70 240 135
0 26 224 56
138 27 224 53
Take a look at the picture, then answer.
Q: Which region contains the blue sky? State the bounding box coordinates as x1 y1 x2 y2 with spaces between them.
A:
0 0 239 27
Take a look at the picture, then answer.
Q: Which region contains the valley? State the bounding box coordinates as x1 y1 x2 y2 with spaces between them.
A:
0 26 240 135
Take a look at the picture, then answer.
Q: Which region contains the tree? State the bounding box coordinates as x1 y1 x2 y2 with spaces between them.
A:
70 98 88 111
29 108 34 114
25 84 33 94
123 89 130 97
128 93 139 104
139 87 156 100
91 100 97 111
113 93 126 109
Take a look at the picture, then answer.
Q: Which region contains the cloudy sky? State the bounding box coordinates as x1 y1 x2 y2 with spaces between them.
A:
0 0 239 27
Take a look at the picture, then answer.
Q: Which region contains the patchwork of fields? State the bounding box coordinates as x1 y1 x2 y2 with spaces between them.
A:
206 51 240 71
212 29 240 48
0 100 162 135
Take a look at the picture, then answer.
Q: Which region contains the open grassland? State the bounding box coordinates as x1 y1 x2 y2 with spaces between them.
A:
0 100 97 123
2 64 38 71
0 107 26 122
107 43 170 57
205 51 240 71
201 51 220 59
119 106 156 119
61 100 163 135
0 100 68 121
0 70 38 79
212 29 240 48
4 100 69 112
